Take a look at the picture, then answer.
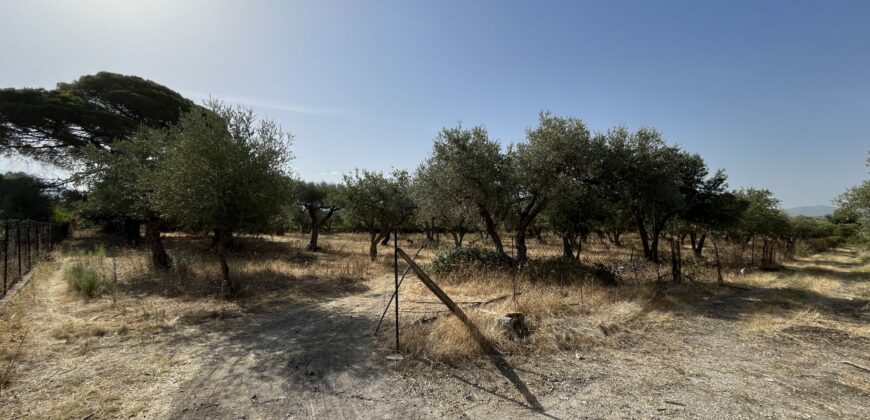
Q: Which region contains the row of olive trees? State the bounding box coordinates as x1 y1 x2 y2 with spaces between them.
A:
400 114 737 267
3 73 859 292
294 113 740 268
301 113 855 274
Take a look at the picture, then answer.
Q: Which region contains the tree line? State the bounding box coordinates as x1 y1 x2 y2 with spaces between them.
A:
1 73 863 294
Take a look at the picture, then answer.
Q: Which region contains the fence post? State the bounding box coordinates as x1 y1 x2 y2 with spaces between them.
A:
393 228 399 352
26 221 32 270
35 222 40 259
16 222 22 281
3 221 8 296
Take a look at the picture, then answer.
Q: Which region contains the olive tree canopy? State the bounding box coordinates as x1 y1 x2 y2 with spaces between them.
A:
150 101 294 294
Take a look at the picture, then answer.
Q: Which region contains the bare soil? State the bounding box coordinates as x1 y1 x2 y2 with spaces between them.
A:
0 236 867 419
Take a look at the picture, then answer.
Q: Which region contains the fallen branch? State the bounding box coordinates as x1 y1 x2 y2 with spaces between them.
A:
842 360 870 373
719 283 752 291
412 293 524 324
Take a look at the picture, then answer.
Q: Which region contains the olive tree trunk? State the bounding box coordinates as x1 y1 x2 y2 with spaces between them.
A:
479 206 506 258
145 217 171 270
369 231 384 261
216 235 238 295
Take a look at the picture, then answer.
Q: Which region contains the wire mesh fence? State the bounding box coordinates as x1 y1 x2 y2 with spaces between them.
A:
1 220 54 297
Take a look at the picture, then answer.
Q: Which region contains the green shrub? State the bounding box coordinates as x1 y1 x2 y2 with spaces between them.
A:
65 262 105 298
428 245 513 273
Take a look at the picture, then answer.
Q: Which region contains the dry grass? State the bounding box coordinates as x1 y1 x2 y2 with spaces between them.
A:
394 239 870 364
0 231 867 417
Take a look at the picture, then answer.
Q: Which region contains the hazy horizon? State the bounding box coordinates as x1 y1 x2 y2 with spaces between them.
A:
1 0 868 208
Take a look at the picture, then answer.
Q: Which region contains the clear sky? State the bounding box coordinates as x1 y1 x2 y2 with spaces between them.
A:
1 0 868 208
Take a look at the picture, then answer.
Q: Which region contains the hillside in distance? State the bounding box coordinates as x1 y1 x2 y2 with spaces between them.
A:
784 205 835 217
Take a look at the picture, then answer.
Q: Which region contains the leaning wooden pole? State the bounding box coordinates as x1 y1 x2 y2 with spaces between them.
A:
396 248 494 353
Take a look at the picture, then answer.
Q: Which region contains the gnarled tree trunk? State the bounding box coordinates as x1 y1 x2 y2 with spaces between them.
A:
369 231 384 261
693 233 706 258
306 207 335 252
479 206 506 258
216 234 238 296
145 216 170 270
515 228 528 266
670 235 682 284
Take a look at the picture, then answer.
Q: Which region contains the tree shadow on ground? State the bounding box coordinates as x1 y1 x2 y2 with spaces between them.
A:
782 265 869 283
117 265 370 306
112 234 371 304
162 235 318 264
657 282 868 323
165 303 391 419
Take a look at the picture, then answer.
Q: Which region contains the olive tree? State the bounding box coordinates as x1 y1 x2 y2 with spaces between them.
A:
340 169 414 261
735 189 790 266
544 178 609 260
420 125 511 258
507 113 596 265
295 180 341 251
150 102 293 295
412 160 477 247
837 180 870 241
601 126 713 262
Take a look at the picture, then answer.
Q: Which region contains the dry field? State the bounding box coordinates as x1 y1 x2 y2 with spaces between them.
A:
0 231 867 419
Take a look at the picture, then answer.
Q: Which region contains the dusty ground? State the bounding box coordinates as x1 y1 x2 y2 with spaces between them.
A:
0 234 867 419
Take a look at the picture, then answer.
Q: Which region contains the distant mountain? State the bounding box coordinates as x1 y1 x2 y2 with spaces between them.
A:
784 205 835 218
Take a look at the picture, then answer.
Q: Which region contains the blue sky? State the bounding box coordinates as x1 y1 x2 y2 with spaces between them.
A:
1 0 868 208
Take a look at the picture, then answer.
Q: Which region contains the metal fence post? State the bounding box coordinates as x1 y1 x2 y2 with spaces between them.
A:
26 221 32 270
16 222 22 281
394 228 399 352
3 221 8 296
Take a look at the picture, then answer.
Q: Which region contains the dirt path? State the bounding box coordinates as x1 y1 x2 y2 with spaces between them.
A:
168 279 436 419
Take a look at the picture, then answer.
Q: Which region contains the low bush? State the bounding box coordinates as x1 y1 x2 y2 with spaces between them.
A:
65 262 105 298
428 245 513 273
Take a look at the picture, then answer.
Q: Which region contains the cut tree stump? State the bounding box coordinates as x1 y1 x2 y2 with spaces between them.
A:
498 313 529 340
